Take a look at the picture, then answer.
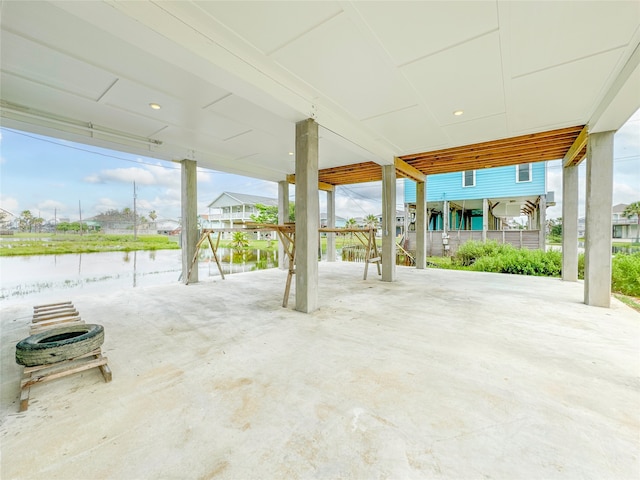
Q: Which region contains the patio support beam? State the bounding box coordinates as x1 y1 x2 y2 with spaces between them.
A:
326 189 336 262
443 200 449 233
394 157 425 183
482 198 489 242
562 164 579 281
563 125 588 167
295 119 320 313
180 159 198 284
278 180 289 270
415 180 426 269
584 131 614 307
538 195 546 250
381 164 397 282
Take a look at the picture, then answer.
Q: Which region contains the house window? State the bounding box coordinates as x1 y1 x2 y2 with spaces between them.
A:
516 163 532 183
462 170 475 187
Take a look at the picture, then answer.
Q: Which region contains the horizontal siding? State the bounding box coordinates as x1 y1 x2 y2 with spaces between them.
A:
404 163 546 203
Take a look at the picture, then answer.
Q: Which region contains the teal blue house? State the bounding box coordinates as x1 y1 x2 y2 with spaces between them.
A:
403 162 552 255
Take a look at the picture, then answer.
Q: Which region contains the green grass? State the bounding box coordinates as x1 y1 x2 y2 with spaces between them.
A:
0 233 179 256
426 240 640 299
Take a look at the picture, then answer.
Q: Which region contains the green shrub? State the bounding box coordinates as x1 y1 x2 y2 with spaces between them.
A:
456 240 561 276
612 253 640 297
453 240 512 266
578 253 585 279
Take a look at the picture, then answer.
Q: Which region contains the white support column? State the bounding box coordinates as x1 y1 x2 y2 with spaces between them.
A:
562 165 579 281
482 198 489 242
180 159 198 284
326 188 336 262
278 180 289 270
415 180 426 269
381 164 397 282
538 195 547 250
295 119 319 313
584 131 614 307
443 200 449 233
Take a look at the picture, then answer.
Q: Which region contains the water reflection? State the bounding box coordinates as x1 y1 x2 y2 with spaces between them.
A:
0 248 278 306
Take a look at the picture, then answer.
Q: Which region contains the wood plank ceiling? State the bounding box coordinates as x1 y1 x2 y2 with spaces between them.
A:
317 125 587 186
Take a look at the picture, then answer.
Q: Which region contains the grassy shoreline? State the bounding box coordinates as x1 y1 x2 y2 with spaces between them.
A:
0 233 180 256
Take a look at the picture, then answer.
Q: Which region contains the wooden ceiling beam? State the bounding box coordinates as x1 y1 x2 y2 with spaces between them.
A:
286 174 335 192
563 125 588 167
394 157 425 182
400 125 583 162
313 125 584 186
562 126 588 167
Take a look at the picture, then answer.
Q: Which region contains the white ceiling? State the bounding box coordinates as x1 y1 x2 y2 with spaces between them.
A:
1 1 638 183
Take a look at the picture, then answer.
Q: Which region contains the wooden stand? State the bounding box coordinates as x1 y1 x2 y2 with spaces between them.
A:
18 301 112 412
184 225 381 308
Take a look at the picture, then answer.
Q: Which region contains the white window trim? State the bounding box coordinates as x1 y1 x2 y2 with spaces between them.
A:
462 169 476 188
516 163 532 183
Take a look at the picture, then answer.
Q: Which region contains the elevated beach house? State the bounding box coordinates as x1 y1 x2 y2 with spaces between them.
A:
404 162 554 256
205 192 279 238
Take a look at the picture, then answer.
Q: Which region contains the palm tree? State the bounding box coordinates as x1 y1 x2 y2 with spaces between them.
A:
231 231 249 250
622 201 640 244
344 218 357 244
364 214 379 231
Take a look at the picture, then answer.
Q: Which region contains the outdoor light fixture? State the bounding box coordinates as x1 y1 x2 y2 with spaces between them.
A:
149 103 162 110
453 110 464 116
0 101 163 147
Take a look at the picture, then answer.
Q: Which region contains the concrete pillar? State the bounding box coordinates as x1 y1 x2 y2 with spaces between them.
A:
538 195 546 250
326 189 336 262
482 198 489 242
443 200 449 232
415 180 426 269
562 165 579 281
180 159 198 284
584 131 614 307
295 119 319 313
278 180 289 270
381 164 397 282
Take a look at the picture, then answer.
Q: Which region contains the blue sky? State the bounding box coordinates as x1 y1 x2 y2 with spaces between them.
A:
1 110 638 223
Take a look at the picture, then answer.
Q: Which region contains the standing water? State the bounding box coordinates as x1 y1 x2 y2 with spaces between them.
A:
0 248 278 306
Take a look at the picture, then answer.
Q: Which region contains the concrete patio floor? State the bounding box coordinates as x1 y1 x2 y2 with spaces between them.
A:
1 262 638 479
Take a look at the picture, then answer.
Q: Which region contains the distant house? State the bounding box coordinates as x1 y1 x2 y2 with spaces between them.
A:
404 162 553 255
320 213 347 228
206 192 280 239
0 208 17 231
374 211 405 236
612 203 639 240
156 219 181 235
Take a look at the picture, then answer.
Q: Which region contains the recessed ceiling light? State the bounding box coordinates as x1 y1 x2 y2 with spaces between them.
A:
453 110 464 116
149 103 162 110
288 152 294 156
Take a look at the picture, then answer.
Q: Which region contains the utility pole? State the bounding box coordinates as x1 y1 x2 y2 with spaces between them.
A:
133 181 137 240
79 200 83 236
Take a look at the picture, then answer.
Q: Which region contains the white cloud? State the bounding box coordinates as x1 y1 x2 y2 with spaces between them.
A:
84 164 180 187
0 195 19 214
93 197 121 214
37 199 66 212
84 174 103 184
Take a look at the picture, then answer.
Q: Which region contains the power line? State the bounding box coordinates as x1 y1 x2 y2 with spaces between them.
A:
1 128 181 170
